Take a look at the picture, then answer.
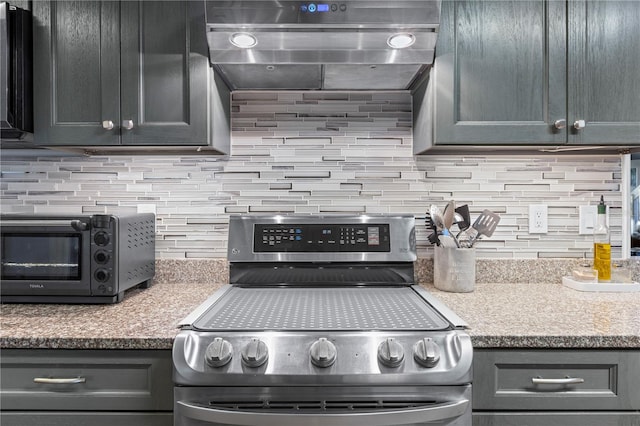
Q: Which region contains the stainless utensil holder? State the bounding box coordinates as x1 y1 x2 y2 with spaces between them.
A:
434 247 476 293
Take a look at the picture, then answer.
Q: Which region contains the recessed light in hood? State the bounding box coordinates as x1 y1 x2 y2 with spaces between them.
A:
204 0 441 91
387 33 416 49
229 32 257 49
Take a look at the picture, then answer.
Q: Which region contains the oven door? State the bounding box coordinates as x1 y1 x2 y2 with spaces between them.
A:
175 385 471 426
0 218 91 295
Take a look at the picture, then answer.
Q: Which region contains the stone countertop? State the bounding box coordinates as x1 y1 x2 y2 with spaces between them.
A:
424 282 640 349
0 282 224 350
1 281 639 350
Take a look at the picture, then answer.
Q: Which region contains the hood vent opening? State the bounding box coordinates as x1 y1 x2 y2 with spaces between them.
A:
205 1 441 91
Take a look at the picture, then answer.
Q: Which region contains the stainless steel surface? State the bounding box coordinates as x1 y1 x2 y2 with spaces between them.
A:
175 385 471 426
173 330 472 386
309 338 337 367
176 398 469 426
204 0 440 90
410 285 469 329
102 120 114 130
532 376 585 385
122 119 134 130
554 119 567 129
191 286 450 331
377 338 404 368
178 285 233 329
174 214 472 425
33 377 86 384
227 214 416 263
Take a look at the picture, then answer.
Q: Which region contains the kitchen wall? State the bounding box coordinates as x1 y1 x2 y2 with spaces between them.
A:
1 91 623 259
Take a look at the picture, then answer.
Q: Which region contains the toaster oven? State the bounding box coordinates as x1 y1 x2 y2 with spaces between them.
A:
0 213 155 303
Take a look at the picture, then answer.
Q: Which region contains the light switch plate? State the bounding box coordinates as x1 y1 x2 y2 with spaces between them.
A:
579 205 596 235
579 204 609 235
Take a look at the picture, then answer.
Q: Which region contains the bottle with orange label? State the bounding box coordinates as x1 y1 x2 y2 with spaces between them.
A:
593 195 611 282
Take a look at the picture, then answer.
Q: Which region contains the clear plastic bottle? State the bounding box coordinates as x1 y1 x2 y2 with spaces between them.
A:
593 195 611 282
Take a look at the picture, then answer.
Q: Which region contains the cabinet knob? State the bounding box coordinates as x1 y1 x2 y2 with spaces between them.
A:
102 120 114 130
553 119 566 129
122 120 134 130
573 120 586 130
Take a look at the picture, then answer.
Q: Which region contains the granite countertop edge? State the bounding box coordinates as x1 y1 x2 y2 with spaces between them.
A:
2 335 639 351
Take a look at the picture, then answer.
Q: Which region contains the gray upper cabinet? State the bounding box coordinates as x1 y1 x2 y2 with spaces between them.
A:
33 1 229 151
568 0 640 145
417 0 640 151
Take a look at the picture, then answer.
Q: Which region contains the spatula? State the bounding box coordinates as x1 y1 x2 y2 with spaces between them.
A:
459 209 501 247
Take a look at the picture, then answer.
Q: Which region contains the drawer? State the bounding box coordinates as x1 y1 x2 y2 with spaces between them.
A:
473 349 640 411
0 349 173 411
1 412 173 426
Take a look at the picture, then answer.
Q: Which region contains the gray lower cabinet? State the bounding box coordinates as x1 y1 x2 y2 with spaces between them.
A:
472 349 640 425
32 0 229 152
0 349 173 426
415 0 640 152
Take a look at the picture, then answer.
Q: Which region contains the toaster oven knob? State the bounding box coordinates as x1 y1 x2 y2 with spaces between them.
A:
310 338 337 368
413 338 441 368
241 338 269 368
94 269 110 283
377 338 404 368
205 338 233 368
94 251 110 264
94 231 110 246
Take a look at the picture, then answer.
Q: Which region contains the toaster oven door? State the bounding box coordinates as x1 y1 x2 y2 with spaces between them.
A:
0 219 91 295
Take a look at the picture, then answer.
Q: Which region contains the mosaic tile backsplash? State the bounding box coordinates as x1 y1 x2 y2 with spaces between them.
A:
1 91 624 259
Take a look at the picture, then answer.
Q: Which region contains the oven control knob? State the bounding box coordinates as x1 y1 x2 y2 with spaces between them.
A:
310 338 337 368
377 338 404 368
205 338 233 368
241 338 269 368
413 338 441 368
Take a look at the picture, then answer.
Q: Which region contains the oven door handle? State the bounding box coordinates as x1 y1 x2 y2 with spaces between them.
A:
177 399 469 426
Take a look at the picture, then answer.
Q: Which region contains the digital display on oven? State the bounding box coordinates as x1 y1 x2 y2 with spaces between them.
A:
254 224 390 252
1 234 82 280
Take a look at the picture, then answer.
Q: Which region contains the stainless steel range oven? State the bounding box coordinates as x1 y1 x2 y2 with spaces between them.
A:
173 215 472 426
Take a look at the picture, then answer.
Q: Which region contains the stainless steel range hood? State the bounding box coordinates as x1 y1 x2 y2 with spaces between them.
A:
205 1 440 90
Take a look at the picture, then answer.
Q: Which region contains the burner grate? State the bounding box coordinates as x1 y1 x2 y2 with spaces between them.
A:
193 287 449 331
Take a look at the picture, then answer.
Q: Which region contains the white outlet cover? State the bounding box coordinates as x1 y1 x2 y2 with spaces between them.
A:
529 204 548 234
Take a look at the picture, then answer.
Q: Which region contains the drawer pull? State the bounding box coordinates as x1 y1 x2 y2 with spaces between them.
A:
33 377 86 384
532 376 585 385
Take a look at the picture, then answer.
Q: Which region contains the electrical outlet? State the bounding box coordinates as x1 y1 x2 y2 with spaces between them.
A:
529 204 548 234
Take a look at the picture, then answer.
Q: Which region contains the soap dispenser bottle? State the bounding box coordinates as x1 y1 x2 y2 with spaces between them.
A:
593 195 611 282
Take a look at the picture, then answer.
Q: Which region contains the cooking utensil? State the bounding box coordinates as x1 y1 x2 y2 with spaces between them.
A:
459 209 501 247
425 211 440 246
430 204 445 234
433 202 460 248
443 201 455 231
454 204 471 232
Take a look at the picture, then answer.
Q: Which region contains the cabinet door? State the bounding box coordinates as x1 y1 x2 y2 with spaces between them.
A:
120 1 210 146
434 0 567 145
33 1 120 146
567 0 640 145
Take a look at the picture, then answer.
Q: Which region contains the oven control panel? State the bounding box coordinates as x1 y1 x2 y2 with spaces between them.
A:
174 330 473 386
254 223 390 252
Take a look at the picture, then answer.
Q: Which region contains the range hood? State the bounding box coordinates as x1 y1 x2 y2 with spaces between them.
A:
205 1 440 90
